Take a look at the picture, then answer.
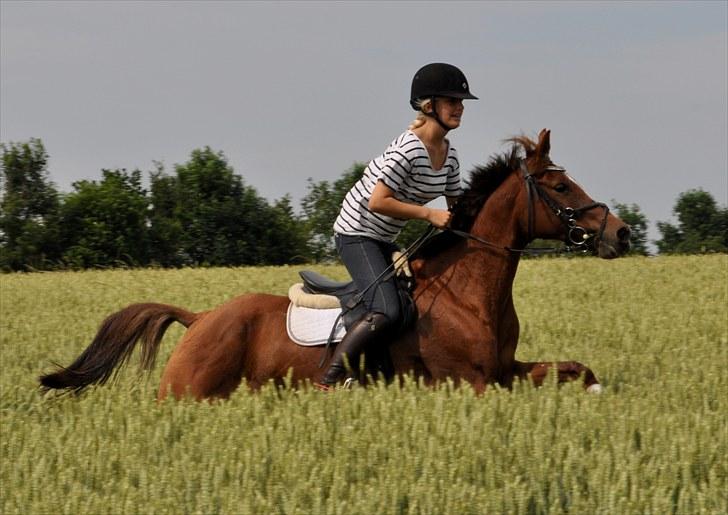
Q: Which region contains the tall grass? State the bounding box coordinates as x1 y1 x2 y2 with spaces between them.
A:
1 256 726 514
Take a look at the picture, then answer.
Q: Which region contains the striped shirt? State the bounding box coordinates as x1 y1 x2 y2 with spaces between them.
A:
333 130 462 242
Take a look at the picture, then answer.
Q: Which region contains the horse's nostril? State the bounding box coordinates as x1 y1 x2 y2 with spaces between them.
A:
618 225 632 242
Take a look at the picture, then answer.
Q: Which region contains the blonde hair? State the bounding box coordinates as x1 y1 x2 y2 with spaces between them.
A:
408 98 432 130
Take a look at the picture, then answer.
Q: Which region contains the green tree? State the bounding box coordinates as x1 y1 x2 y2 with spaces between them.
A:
0 139 61 270
656 189 727 254
148 164 185 267
612 201 650 255
172 147 249 265
59 169 150 268
301 163 365 261
261 195 310 265
170 147 306 266
146 149 310 267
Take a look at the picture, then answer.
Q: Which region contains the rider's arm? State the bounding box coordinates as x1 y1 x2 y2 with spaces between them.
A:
369 181 451 229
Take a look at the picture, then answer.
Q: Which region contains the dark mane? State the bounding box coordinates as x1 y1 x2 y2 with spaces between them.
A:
413 137 531 259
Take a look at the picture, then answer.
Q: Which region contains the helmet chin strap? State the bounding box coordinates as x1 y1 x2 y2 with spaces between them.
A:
424 97 452 133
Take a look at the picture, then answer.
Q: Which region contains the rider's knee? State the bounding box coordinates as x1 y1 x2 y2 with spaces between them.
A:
366 311 397 333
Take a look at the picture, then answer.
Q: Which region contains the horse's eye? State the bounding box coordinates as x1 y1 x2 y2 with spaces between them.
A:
554 183 568 193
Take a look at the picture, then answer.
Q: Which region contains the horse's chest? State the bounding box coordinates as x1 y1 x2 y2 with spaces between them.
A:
415 310 495 348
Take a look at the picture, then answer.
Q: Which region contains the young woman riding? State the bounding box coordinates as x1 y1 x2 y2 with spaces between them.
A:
316 62 478 390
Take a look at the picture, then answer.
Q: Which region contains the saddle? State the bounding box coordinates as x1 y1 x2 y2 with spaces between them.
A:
288 251 417 332
287 258 416 382
285 253 417 382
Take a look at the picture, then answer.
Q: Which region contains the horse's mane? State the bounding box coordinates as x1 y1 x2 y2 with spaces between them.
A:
414 136 535 259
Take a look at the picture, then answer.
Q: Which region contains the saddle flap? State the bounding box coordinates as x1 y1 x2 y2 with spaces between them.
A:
286 303 346 346
299 271 358 296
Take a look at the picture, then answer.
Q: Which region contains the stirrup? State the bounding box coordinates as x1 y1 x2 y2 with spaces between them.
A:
342 377 357 389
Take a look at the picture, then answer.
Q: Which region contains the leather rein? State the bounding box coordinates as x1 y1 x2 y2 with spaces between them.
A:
447 159 610 255
318 159 610 366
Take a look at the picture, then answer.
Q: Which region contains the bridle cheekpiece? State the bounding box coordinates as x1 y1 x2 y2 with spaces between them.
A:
519 159 610 249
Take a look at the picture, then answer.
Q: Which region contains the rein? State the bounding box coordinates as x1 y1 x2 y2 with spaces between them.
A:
342 225 437 312
317 226 437 368
342 158 610 308
319 158 610 366
447 159 609 255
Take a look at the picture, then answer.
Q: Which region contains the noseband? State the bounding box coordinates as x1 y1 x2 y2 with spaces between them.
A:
520 160 610 248
447 159 610 255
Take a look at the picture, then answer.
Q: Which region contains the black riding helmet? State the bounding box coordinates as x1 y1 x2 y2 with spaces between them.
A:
410 63 478 109
410 63 478 131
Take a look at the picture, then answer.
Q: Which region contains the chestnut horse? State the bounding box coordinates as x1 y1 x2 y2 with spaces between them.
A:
40 130 631 400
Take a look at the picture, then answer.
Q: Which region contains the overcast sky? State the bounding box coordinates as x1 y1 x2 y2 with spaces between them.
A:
2 1 726 245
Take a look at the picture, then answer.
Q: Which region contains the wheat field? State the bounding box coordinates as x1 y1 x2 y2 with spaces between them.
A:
1 255 726 514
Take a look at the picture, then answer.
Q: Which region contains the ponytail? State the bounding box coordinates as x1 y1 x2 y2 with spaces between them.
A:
408 98 432 131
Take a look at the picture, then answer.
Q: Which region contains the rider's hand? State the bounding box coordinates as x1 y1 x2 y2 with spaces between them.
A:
425 208 453 229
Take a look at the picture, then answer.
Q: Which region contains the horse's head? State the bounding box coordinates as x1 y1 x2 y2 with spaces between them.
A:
448 129 631 259
515 129 631 258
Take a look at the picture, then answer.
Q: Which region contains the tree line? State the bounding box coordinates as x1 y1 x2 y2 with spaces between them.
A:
1 138 725 271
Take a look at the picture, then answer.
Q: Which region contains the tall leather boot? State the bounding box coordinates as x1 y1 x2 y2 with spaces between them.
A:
318 312 392 387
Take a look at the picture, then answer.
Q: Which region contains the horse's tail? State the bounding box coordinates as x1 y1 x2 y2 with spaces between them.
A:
39 302 199 394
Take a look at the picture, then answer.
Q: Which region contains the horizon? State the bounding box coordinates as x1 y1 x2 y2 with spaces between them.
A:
2 1 726 243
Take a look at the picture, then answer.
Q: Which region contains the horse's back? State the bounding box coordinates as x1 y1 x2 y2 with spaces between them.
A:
204 291 289 317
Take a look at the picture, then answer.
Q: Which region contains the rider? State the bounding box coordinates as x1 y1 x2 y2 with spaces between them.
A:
316 63 478 390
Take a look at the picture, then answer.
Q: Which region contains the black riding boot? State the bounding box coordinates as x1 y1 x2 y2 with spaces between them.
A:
320 312 392 386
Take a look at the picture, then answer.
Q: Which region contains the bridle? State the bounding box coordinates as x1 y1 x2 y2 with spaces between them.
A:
448 159 610 255
520 160 610 249
322 157 611 364
342 158 611 313
320 158 610 367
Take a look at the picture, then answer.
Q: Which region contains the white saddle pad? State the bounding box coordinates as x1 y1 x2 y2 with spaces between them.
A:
286 303 346 346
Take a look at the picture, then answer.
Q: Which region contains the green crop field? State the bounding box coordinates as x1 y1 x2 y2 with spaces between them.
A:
1 255 726 514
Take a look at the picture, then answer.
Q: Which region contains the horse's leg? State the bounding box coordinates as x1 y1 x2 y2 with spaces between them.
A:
398 310 499 394
494 296 601 392
512 360 602 392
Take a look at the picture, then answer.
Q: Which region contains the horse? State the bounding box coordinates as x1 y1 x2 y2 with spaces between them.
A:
40 129 631 400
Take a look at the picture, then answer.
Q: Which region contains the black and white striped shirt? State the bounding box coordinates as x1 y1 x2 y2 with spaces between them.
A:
333 130 462 242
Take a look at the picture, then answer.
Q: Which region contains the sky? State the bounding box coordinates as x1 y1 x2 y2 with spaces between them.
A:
1 1 726 246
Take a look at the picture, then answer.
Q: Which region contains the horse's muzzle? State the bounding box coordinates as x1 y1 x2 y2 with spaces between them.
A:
597 224 631 259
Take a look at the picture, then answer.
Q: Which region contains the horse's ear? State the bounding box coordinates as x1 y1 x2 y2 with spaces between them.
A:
537 129 551 157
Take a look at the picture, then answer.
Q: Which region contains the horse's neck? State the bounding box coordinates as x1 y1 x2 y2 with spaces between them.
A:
456 226 521 307
413 197 524 314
